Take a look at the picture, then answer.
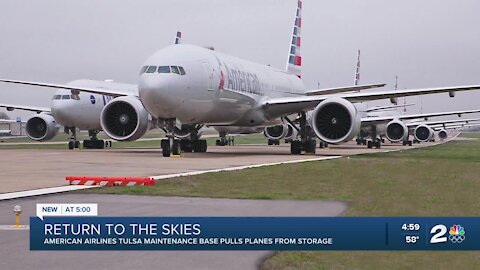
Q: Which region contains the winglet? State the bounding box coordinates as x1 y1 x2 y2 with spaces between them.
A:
175 31 182 45
286 0 302 79
354 50 361 86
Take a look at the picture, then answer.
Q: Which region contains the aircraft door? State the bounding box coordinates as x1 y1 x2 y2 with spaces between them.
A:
202 62 215 91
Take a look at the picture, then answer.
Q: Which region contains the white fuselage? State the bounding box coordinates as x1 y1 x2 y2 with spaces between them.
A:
139 44 305 127
50 80 132 130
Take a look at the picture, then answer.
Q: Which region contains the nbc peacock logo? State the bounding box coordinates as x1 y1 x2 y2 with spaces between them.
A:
448 225 466 243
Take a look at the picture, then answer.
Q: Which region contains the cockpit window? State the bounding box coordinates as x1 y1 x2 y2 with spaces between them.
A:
158 66 171 73
61 95 70 100
53 95 61 100
139 66 148 75
146 66 157 73
178 66 186 75
171 66 180 74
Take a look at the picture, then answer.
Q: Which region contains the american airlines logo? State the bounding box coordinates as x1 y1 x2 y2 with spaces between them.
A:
223 63 260 95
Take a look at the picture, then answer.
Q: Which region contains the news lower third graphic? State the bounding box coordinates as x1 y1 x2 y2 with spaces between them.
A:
30 204 480 251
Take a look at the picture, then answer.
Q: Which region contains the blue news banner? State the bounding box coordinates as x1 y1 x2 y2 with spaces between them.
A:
30 217 480 250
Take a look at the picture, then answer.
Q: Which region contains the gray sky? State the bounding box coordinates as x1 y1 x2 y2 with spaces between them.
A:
1 0 480 119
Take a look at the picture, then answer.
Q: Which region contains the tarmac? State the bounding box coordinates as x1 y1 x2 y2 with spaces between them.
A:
0 140 444 194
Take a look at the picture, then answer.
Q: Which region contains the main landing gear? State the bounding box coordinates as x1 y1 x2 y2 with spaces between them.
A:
366 127 382 149
216 132 235 146
159 120 208 157
402 140 413 146
285 112 316 155
83 130 107 149
267 139 280 146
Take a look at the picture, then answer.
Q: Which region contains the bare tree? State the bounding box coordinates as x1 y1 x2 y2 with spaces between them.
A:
0 112 10 120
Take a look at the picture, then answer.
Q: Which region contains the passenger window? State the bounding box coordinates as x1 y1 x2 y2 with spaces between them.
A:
171 66 180 74
53 95 61 100
62 95 70 100
139 66 148 74
178 66 186 75
146 66 157 73
158 66 171 73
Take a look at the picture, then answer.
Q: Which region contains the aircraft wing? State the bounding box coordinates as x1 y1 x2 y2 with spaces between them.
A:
366 103 415 113
361 109 480 124
0 79 135 97
0 103 50 113
262 85 480 119
305 83 386 96
406 118 480 127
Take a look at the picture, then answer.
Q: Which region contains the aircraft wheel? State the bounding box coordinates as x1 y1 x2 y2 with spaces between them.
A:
68 141 74 150
375 141 381 149
161 139 171 157
181 139 193 152
193 140 208 153
290 141 302 155
367 141 373 149
172 140 181 155
305 140 316 154
74 141 80 149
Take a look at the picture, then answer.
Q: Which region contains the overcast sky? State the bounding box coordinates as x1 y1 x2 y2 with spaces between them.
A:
1 0 480 119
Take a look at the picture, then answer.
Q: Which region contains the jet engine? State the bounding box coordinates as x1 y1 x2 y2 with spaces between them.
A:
386 120 408 142
264 124 288 140
438 129 448 140
100 96 149 141
311 98 361 144
25 113 59 141
414 124 434 142
284 124 298 141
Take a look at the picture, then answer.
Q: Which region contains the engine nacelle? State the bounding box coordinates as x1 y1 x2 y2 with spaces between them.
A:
311 98 361 144
173 125 203 139
284 124 298 141
100 96 149 141
26 113 59 141
386 120 408 142
264 124 288 140
438 129 448 140
390 97 398 105
414 124 434 142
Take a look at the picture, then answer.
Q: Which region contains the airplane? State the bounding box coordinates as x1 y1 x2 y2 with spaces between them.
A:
1 0 480 157
0 81 133 149
0 32 188 150
409 118 480 142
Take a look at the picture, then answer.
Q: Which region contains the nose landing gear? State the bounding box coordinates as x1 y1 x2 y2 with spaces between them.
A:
66 127 80 150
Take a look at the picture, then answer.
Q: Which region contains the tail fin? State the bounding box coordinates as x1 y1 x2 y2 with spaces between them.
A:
354 50 361 86
286 0 302 78
175 31 182 44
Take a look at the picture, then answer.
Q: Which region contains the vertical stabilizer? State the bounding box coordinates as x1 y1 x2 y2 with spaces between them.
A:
175 31 182 45
286 0 302 78
354 50 361 86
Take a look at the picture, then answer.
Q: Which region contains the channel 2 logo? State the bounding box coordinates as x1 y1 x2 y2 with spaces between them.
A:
430 224 466 244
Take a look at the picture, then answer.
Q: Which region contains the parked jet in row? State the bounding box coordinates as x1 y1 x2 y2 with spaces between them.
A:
1 0 480 156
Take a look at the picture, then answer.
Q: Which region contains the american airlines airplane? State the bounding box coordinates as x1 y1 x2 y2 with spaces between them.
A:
1 0 480 157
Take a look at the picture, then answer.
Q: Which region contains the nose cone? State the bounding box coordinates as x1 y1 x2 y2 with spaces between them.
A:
51 100 76 127
139 75 180 119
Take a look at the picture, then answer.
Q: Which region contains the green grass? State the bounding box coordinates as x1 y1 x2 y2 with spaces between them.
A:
83 132 480 270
